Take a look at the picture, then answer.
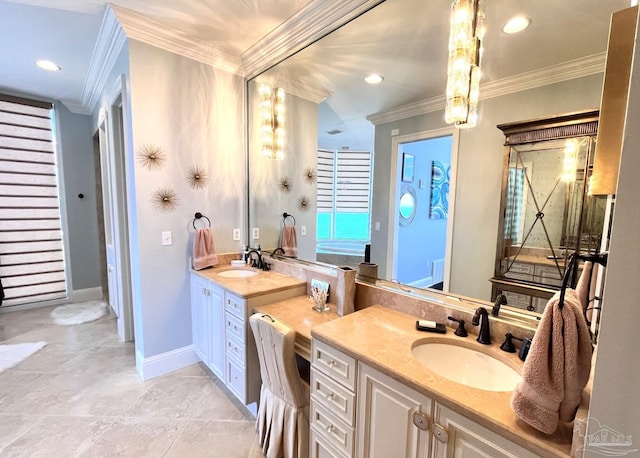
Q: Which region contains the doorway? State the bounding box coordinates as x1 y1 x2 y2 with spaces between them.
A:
96 78 134 342
388 128 459 291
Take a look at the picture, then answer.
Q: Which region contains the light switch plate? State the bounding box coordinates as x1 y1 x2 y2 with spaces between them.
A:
374 221 381 231
232 228 241 241
252 227 260 240
301 225 307 236
161 231 172 246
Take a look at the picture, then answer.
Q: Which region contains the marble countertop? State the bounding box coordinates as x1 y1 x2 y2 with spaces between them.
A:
311 305 573 457
253 295 341 360
191 265 306 298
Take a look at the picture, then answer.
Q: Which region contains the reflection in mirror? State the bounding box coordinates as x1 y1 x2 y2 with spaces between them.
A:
492 111 608 314
247 0 628 317
399 186 416 223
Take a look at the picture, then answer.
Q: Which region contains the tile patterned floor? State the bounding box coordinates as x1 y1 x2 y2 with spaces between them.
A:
0 305 265 457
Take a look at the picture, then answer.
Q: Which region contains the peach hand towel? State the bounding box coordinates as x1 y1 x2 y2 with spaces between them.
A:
510 289 592 434
575 261 599 321
280 225 298 257
193 228 218 270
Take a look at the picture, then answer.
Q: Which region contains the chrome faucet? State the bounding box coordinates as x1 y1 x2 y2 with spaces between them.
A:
472 307 491 345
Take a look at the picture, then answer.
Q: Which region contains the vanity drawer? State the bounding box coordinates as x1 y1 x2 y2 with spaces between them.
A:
534 265 564 286
312 340 357 391
225 292 246 320
310 367 356 426
226 332 245 365
225 312 245 342
310 427 350 458
225 355 246 402
310 401 354 457
500 260 535 281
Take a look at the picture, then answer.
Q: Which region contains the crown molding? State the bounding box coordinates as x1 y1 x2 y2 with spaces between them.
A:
242 0 385 80
65 7 126 115
253 75 329 103
367 53 607 125
110 5 243 75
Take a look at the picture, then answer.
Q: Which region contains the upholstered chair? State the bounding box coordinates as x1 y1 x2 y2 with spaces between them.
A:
249 313 310 458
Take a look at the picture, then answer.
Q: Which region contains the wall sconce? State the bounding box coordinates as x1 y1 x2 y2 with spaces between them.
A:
259 84 285 159
445 0 485 128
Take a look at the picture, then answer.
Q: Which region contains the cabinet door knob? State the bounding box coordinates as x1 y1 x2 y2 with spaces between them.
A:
412 411 429 431
432 422 448 443
326 424 334 433
326 392 334 400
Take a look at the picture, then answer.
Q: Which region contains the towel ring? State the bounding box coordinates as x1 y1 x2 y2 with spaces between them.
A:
193 212 211 230
282 212 296 226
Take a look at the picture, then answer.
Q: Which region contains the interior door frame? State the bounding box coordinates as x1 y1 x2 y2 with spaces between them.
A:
387 127 460 292
102 75 134 342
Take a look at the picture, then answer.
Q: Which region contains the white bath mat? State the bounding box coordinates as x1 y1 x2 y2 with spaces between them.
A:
50 300 107 326
0 342 46 373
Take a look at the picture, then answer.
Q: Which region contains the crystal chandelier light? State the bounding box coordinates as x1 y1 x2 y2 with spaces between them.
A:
445 0 485 128
259 84 285 159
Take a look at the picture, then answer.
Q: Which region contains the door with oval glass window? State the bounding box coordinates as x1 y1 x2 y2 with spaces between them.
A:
393 135 453 288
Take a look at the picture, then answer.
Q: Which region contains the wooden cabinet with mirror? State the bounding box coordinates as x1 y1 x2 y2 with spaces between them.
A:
490 110 609 312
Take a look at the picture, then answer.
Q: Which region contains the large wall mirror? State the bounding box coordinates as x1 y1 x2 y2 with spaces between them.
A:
247 0 628 313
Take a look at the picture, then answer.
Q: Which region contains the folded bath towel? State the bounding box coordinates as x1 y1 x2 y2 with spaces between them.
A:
193 228 219 270
280 225 298 257
510 289 592 434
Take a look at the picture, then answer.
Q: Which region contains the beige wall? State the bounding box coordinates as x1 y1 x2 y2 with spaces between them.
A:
127 40 245 357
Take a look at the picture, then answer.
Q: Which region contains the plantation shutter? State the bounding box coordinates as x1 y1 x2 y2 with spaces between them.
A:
335 150 371 213
317 148 334 213
0 94 67 307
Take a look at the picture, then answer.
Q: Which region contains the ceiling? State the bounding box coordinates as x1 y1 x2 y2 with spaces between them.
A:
0 0 633 125
254 0 632 150
0 0 308 106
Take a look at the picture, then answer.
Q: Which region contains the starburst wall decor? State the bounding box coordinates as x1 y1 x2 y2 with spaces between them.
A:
152 187 179 212
279 176 292 194
303 167 317 184
297 195 309 211
186 165 209 189
137 144 166 171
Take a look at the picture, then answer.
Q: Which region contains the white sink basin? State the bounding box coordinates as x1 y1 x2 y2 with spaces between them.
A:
217 269 258 278
412 342 520 392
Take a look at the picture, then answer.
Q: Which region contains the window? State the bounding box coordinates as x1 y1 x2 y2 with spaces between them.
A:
504 164 530 244
316 148 372 241
0 95 67 307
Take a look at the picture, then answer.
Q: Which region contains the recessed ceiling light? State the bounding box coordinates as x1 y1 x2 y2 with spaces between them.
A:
365 74 384 85
502 16 531 34
36 60 61 72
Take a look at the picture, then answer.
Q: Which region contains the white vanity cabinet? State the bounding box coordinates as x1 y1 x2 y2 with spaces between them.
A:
310 337 542 458
310 339 358 458
190 273 225 378
223 290 261 405
430 403 539 458
310 340 431 458
357 363 432 458
190 271 306 408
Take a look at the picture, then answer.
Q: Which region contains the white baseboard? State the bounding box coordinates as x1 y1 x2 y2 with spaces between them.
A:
70 287 103 303
136 345 199 381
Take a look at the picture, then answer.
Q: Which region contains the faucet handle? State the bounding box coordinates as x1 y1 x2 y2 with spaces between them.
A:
447 316 468 337
499 332 521 353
